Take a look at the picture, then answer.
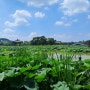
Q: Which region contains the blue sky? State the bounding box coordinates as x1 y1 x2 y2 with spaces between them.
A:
0 0 90 42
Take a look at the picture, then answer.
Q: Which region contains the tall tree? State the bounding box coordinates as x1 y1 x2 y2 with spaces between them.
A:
87 40 90 47
30 36 47 45
47 38 56 45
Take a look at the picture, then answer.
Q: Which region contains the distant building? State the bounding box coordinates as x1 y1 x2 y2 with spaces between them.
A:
71 43 85 46
55 41 62 45
12 39 23 45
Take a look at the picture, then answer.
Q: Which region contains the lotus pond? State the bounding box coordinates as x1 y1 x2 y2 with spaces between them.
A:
0 45 90 90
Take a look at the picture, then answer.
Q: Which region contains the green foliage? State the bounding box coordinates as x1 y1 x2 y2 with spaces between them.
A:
51 81 69 90
0 45 90 90
30 36 56 45
31 36 47 45
47 38 56 45
86 40 90 47
0 72 4 81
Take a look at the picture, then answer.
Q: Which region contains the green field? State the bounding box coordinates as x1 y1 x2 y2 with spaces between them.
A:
0 45 90 90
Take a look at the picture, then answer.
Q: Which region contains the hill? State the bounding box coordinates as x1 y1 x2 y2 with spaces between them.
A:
0 38 12 42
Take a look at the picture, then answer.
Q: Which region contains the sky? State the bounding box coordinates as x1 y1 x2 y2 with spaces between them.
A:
0 0 90 42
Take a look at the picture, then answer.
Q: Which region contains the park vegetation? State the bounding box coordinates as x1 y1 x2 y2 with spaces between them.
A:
0 36 90 46
0 45 90 90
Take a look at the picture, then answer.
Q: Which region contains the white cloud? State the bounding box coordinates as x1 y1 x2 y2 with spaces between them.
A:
52 34 72 42
52 33 90 42
34 12 45 18
72 19 78 22
5 10 32 27
19 0 59 7
28 32 38 38
0 33 18 40
0 28 18 40
0 29 40 41
88 15 90 19
55 21 71 26
60 0 90 15
3 28 15 33
61 16 67 20
44 7 49 10
20 32 40 41
64 23 71 26
12 10 31 18
75 33 90 41
55 21 64 26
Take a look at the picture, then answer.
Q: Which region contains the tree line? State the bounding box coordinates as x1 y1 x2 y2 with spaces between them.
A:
0 36 90 46
0 36 56 46
30 36 56 45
